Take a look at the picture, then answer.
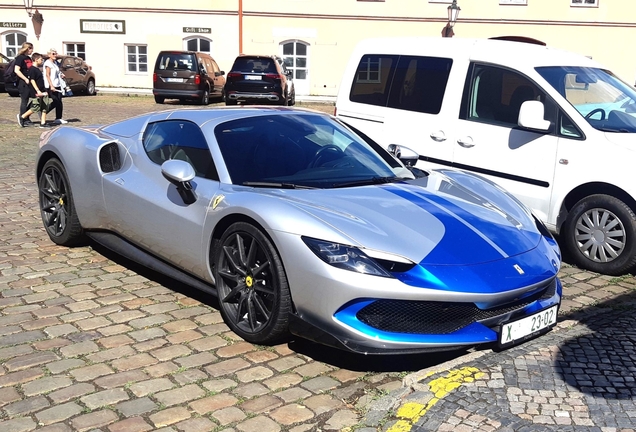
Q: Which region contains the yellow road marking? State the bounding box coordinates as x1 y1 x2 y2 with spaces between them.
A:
387 367 484 432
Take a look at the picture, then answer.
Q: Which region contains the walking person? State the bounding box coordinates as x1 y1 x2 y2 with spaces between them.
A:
18 53 52 129
14 41 34 126
44 48 68 125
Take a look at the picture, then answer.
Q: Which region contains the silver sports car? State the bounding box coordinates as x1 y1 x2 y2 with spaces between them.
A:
36 107 562 354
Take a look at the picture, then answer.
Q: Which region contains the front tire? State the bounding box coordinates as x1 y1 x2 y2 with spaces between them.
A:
213 222 290 344
38 159 85 246
563 194 636 275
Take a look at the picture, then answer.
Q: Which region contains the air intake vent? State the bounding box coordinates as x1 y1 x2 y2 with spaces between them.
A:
99 142 121 173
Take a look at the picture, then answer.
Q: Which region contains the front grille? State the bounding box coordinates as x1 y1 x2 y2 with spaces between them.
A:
356 279 556 334
99 142 121 173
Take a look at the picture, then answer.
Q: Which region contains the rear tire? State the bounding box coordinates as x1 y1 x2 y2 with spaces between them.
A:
154 95 165 104
225 99 237 106
563 194 636 275
213 222 290 344
200 90 209 105
38 159 85 246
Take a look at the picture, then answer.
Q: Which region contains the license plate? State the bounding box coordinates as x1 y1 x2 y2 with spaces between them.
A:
245 75 262 80
166 78 183 83
499 305 558 345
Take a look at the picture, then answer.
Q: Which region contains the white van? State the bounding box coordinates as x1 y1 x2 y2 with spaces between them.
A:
335 37 636 276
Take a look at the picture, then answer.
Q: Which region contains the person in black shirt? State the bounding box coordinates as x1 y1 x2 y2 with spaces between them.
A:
14 42 34 126
18 53 51 128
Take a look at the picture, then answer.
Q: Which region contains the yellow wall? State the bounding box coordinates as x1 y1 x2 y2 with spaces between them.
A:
1 0 635 94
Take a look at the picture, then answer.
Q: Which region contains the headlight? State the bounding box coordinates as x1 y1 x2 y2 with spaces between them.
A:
302 237 393 278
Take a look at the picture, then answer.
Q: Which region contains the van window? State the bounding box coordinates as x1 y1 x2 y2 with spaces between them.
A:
465 64 550 127
386 56 452 114
350 55 398 107
155 52 196 71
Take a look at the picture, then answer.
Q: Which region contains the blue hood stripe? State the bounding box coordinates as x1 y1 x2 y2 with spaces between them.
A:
392 183 509 258
382 183 522 265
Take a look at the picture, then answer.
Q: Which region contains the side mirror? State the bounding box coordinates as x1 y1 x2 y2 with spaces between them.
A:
387 144 419 167
215 71 225 77
518 100 550 132
161 159 198 204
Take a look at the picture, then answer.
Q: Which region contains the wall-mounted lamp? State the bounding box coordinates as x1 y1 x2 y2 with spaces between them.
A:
443 0 461 38
23 0 35 17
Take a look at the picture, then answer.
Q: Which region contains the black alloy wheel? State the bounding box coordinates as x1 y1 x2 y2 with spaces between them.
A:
214 222 290 344
38 159 85 246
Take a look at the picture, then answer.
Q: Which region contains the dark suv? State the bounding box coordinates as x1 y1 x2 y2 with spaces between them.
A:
153 51 225 105
224 55 295 106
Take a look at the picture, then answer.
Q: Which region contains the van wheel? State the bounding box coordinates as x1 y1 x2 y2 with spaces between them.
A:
563 194 636 275
154 96 165 104
200 90 209 106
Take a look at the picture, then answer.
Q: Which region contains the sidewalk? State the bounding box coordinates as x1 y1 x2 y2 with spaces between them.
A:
95 86 337 104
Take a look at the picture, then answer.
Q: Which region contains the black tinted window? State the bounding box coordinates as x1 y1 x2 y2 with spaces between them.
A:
232 57 277 73
143 120 218 181
349 55 398 107
387 56 452 114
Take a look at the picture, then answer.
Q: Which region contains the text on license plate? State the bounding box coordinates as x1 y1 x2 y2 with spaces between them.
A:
245 75 262 80
500 305 557 345
166 78 183 83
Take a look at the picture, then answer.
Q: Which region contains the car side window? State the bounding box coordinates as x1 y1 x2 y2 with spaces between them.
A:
142 120 219 181
464 64 555 128
387 55 453 114
349 54 399 107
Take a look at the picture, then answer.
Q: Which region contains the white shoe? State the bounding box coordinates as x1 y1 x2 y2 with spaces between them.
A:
54 119 68 124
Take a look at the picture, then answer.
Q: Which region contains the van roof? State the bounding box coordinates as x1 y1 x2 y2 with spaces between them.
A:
353 37 601 70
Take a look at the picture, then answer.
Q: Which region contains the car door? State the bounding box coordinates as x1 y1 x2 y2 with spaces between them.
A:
449 63 560 222
208 58 225 97
60 56 78 88
381 55 457 166
102 119 220 277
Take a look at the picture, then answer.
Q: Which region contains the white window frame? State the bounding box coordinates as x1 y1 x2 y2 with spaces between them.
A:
2 31 27 58
183 37 212 54
125 44 148 75
571 0 598 6
65 42 86 60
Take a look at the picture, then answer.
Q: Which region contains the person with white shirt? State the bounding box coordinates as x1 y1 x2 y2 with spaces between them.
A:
43 48 68 125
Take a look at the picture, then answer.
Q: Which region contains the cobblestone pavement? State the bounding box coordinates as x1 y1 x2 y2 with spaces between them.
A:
1 93 636 432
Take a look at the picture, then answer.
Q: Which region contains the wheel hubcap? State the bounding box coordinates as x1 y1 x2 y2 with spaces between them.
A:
217 232 276 334
574 207 626 263
39 167 68 237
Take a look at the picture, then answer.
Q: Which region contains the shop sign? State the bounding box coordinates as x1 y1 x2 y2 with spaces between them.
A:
183 27 211 34
80 19 126 34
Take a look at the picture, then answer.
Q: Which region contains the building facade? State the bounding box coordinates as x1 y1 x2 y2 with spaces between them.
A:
1 0 634 96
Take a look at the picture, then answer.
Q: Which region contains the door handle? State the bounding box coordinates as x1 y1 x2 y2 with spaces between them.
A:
457 137 475 148
430 131 446 142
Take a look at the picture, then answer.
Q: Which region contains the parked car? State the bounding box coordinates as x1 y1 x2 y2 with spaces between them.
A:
224 54 295 106
153 51 225 105
36 107 561 354
6 54 96 97
0 53 12 93
336 36 636 276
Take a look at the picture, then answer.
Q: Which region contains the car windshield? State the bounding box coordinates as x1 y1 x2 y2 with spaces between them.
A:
536 66 636 133
215 113 414 188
